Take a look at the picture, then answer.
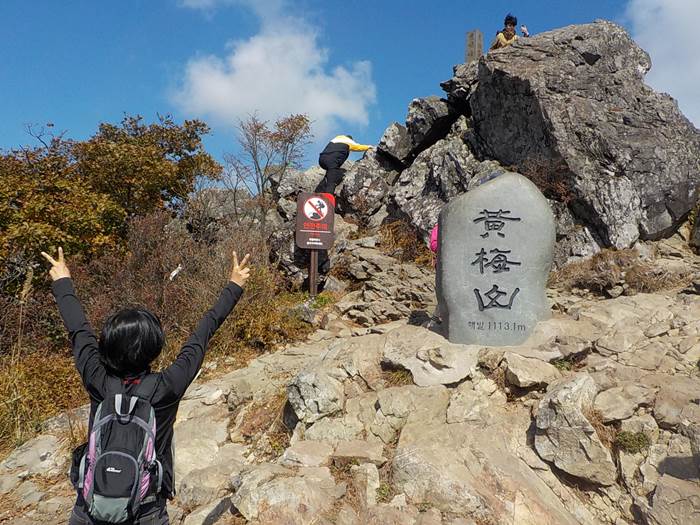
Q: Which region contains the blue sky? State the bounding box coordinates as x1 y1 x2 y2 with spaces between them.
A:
1 1 697 166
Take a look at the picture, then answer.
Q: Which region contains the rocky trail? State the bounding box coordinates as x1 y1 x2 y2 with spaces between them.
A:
2 230 700 524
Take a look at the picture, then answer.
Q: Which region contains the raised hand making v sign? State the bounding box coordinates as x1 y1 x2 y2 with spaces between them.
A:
229 251 251 287
41 247 71 281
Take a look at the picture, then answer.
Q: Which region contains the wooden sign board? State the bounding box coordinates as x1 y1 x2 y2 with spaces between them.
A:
295 192 335 250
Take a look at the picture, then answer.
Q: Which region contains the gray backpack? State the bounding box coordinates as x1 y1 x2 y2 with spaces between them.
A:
76 375 162 523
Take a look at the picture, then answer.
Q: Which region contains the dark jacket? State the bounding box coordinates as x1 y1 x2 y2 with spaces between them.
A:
51 278 243 503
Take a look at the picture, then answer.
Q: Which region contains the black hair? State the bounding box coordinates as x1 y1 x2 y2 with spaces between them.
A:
99 308 164 376
346 134 354 140
504 13 517 27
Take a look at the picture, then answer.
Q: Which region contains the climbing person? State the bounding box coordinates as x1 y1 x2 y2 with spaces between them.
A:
42 247 251 525
313 135 371 281
489 13 529 51
315 134 372 202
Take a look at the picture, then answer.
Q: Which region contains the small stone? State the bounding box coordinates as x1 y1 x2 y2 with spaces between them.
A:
594 383 656 422
607 285 624 298
287 370 345 424
333 440 385 466
503 353 561 388
280 440 334 467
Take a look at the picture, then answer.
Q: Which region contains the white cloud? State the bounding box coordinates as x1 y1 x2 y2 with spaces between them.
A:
626 0 700 126
172 1 376 140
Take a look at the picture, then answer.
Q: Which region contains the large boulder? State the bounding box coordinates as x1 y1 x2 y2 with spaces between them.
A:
336 149 398 224
391 117 501 238
443 21 700 250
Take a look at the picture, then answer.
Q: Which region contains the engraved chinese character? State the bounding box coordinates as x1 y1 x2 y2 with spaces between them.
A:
473 209 521 238
471 248 522 274
473 285 520 311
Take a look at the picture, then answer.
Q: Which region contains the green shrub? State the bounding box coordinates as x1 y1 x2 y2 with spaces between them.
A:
615 431 651 454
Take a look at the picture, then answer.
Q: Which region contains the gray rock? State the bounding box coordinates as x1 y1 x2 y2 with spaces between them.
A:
270 165 326 203
350 463 380 508
549 201 602 267
230 464 341 522
182 497 233 525
173 406 232 486
390 122 501 238
378 122 412 165
437 172 555 345
620 413 660 444
287 370 345 424
535 374 617 485
178 460 243 510
393 396 587 523
0 434 63 477
337 149 397 224
15 480 45 507
0 473 20 495
333 440 385 466
381 325 479 387
653 377 700 429
446 381 500 424
405 96 457 153
647 474 700 525
444 21 700 249
503 353 561 388
594 383 656 422
280 440 334 468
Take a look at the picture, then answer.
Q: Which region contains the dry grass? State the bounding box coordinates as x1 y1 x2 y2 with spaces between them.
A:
0 353 87 455
624 263 688 293
376 436 399 504
549 247 688 295
549 248 637 293
381 364 414 387
0 211 314 455
237 391 290 460
583 407 617 450
516 157 575 204
379 220 434 268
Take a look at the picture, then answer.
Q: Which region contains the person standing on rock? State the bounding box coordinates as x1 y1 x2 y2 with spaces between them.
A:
315 135 372 202
42 247 251 525
489 13 529 50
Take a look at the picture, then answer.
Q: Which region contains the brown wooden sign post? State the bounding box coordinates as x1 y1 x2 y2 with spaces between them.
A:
295 192 335 297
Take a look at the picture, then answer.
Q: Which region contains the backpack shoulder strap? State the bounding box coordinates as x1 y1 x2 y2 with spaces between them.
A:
133 374 160 404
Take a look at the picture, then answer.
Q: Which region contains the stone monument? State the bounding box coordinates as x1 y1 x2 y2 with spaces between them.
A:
437 172 555 345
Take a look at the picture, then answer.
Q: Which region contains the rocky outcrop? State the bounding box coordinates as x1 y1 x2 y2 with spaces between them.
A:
444 21 700 251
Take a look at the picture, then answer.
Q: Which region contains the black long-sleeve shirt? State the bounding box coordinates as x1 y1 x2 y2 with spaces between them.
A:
51 277 243 500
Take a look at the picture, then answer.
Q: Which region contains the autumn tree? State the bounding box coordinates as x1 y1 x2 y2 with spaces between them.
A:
224 114 312 225
0 115 220 289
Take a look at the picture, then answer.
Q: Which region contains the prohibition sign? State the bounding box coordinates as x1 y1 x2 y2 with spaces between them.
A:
303 196 329 221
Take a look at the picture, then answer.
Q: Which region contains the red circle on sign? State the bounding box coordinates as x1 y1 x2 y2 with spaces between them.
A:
303 197 329 221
